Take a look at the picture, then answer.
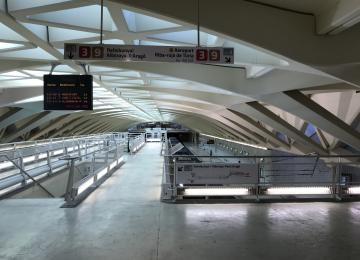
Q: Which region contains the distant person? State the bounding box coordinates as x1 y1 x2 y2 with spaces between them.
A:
210 150 213 156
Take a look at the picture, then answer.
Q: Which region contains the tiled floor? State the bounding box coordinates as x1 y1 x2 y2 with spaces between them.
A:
1 142 360 260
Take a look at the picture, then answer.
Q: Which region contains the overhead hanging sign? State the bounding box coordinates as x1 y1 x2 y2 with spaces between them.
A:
64 43 234 64
43 74 93 111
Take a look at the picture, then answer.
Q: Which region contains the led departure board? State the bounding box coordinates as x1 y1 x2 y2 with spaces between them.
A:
43 75 93 110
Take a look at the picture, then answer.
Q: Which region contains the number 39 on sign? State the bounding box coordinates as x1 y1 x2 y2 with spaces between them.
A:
64 43 234 64
79 45 104 58
196 49 220 62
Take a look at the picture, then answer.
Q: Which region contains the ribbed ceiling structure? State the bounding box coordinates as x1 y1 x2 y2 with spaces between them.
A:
0 0 359 155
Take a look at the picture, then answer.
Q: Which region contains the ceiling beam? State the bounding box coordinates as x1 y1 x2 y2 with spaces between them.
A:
261 90 360 151
231 102 328 154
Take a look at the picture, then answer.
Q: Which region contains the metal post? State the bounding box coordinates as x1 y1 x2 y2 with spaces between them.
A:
47 150 53 175
91 153 95 175
65 158 76 201
332 165 337 200
100 0 104 44
78 142 81 160
19 156 26 185
337 157 342 201
256 158 260 202
105 147 109 164
197 0 200 47
62 140 65 155
172 158 177 199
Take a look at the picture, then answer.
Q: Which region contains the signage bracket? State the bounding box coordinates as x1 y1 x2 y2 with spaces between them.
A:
78 63 88 75
49 62 61 75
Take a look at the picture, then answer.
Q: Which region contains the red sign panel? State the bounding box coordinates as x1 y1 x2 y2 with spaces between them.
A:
79 46 91 58
196 49 208 61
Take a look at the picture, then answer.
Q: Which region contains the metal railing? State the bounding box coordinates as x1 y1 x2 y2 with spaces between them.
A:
199 135 268 156
161 154 360 201
129 133 145 154
0 133 127 197
63 142 125 206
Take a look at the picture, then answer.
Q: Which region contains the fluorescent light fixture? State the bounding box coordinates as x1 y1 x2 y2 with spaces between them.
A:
23 155 36 163
200 133 268 150
183 187 249 196
77 177 94 195
109 161 117 170
0 161 13 170
38 153 48 159
266 187 331 195
117 156 124 164
52 149 64 156
97 168 108 179
348 186 360 195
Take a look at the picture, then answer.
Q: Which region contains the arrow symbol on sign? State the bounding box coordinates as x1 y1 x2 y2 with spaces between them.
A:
225 57 231 63
68 51 74 59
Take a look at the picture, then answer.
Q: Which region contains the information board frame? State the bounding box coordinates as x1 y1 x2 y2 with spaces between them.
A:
64 43 234 64
43 74 93 111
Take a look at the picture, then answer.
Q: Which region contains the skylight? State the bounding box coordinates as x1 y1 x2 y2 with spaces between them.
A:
148 30 213 46
122 9 180 32
28 5 116 31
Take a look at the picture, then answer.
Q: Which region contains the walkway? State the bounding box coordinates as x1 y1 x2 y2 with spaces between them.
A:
0 143 360 259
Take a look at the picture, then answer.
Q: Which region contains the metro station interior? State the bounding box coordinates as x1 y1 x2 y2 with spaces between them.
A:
0 0 360 259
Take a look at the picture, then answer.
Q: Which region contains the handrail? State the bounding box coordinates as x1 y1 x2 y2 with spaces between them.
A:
0 142 103 172
0 133 127 197
164 155 360 158
59 145 119 162
0 132 128 152
63 142 125 205
0 154 55 197
0 133 127 164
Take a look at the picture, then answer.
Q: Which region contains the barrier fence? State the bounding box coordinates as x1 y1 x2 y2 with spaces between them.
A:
161 154 360 201
0 133 127 198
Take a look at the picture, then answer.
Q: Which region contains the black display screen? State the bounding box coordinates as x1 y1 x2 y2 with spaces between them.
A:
43 74 93 110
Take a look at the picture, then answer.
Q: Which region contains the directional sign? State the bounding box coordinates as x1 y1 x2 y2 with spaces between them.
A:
64 43 234 64
43 75 93 110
